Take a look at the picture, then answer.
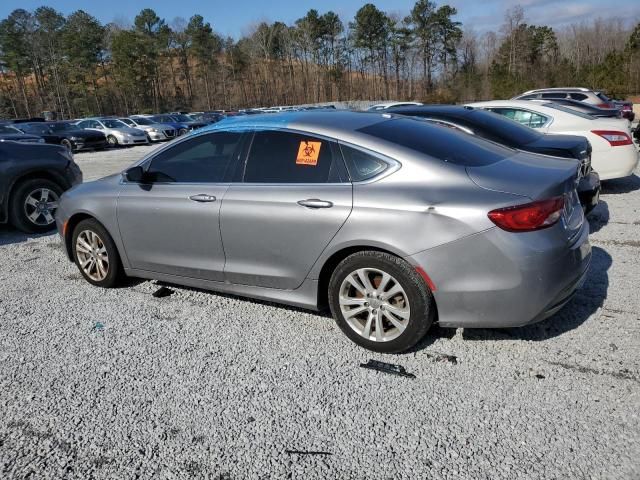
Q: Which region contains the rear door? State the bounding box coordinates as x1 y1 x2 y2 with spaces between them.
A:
220 129 352 289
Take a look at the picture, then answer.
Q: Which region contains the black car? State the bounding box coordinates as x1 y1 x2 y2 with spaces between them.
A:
16 121 108 152
0 141 82 233
386 105 601 213
0 124 46 144
531 98 622 119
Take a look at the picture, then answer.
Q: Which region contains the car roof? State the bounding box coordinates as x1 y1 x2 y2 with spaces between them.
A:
199 110 386 136
384 105 474 117
520 87 591 94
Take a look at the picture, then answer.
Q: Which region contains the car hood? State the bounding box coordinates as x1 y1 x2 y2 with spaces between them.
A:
466 150 580 201
0 133 42 142
524 134 590 160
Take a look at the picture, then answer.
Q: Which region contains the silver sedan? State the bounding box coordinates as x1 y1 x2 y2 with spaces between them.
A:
119 117 178 142
56 111 591 353
76 118 149 147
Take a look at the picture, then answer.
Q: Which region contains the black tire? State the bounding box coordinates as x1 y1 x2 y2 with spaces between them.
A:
328 251 435 353
71 218 123 288
9 178 63 233
60 138 73 151
106 135 118 147
178 128 188 136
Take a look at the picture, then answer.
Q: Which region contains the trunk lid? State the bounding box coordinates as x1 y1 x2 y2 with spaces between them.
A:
467 151 584 237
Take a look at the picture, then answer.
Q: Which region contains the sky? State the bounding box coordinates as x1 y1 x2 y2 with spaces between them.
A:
1 0 639 38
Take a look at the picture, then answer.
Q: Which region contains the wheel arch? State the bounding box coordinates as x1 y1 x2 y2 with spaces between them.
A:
316 245 405 310
63 213 126 267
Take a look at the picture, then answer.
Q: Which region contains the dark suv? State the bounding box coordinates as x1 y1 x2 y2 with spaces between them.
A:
0 141 83 233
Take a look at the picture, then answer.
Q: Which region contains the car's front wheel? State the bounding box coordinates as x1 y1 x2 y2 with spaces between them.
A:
72 218 122 288
9 178 62 233
106 135 118 147
328 251 435 353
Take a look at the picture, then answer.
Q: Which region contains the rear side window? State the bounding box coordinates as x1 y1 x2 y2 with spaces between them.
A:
541 92 567 99
243 131 339 183
570 93 587 101
357 118 514 167
487 108 548 128
340 144 389 181
147 132 242 183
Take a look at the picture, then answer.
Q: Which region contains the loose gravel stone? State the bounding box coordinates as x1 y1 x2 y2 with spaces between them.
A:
0 146 639 479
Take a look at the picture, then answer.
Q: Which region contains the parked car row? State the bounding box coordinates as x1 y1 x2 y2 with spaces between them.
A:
0 112 228 152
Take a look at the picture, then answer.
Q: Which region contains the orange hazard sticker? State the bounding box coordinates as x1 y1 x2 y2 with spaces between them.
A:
296 141 322 165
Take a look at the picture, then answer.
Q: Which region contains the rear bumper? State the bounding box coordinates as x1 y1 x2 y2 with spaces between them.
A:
407 221 592 328
577 171 600 213
596 146 638 180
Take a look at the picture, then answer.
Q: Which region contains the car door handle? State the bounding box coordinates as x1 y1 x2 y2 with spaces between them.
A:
189 194 217 203
297 199 334 209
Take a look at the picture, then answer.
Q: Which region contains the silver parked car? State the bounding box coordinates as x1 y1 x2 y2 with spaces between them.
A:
76 118 149 147
56 112 591 353
119 117 177 142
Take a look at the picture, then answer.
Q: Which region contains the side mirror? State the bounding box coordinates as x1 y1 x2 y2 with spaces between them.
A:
124 166 147 183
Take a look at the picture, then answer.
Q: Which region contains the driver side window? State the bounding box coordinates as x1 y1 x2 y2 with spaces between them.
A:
146 132 243 183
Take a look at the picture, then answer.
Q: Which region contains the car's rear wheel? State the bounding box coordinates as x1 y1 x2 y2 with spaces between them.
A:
9 178 62 233
72 219 122 288
106 135 118 146
328 251 435 353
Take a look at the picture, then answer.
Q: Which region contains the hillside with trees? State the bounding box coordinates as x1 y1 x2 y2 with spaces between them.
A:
0 2 639 118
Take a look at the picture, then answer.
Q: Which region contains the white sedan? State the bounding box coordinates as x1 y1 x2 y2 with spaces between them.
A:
467 100 638 180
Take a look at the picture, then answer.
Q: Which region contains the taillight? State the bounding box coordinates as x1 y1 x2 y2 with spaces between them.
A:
591 130 632 147
596 102 614 109
488 196 565 232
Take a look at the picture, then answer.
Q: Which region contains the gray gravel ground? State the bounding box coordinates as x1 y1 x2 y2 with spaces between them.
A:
1 145 639 479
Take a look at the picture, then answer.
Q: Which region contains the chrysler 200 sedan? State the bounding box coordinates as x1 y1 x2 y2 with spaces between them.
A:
55 111 591 353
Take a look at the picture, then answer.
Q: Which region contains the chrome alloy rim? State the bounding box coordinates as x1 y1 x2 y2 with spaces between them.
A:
339 268 411 342
75 230 109 281
24 188 59 226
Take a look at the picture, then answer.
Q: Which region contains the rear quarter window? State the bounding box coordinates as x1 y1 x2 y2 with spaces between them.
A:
357 118 515 167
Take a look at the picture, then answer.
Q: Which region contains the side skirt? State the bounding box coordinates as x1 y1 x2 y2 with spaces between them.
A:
124 268 320 311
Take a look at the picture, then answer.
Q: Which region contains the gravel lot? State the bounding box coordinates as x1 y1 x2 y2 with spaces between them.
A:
1 144 639 479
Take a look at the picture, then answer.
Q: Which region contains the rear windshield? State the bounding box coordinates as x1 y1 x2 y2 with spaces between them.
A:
543 103 595 120
357 118 515 166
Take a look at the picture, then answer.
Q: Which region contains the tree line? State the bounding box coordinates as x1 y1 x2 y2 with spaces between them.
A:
0 2 639 119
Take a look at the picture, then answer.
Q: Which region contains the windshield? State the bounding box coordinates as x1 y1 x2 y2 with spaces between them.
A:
468 110 542 144
153 115 173 123
48 122 77 132
120 118 134 126
358 118 515 167
0 125 22 134
542 103 595 120
102 119 127 128
132 117 153 125
171 114 192 122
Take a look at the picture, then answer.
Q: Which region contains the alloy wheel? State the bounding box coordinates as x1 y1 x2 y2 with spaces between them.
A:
23 188 59 226
75 230 110 281
338 268 411 342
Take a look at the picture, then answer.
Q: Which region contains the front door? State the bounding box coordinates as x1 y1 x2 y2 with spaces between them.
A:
221 130 352 290
117 131 244 281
